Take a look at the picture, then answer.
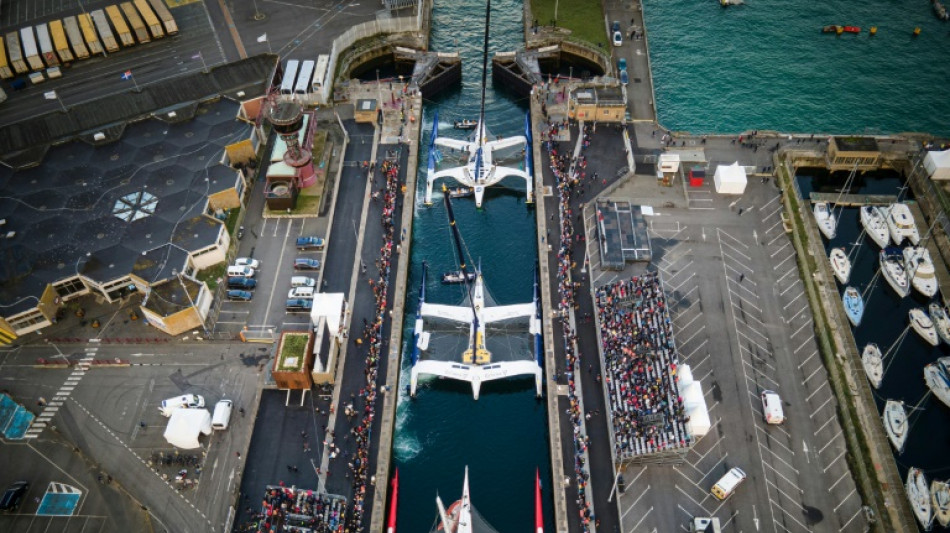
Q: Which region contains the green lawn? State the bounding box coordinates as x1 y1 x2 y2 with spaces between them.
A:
196 262 226 290
530 0 608 49
277 333 310 371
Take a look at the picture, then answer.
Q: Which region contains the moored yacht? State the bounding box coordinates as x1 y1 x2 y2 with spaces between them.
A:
814 202 836 240
929 303 950 346
883 400 908 453
830 247 851 284
932 479 950 529
861 343 884 389
924 358 950 409
860 205 890 248
906 467 933 530
904 246 938 298
843 286 864 327
880 247 910 298
886 203 921 245
910 308 939 347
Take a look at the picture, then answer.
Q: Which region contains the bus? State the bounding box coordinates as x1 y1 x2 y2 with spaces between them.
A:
280 59 300 95
91 9 120 52
35 24 59 67
294 60 315 95
48 20 74 62
20 27 45 70
133 0 165 39
78 13 105 55
120 2 150 43
0 38 13 79
311 54 330 93
106 5 136 47
146 0 178 35
63 17 90 59
5 32 28 74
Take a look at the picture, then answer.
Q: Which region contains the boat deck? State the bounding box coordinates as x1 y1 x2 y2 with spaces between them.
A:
907 202 950 308
808 192 898 206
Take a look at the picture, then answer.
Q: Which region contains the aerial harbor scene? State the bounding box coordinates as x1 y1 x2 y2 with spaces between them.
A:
0 0 949 532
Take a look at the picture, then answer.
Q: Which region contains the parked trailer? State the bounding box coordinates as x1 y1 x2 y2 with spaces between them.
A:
35 24 60 67
20 27 45 71
106 5 136 47
280 60 299 95
63 16 90 59
91 10 120 52
120 2 150 43
0 38 13 79
146 0 178 35
294 60 315 95
5 32 28 74
48 20 74 62
133 0 165 39
78 13 105 55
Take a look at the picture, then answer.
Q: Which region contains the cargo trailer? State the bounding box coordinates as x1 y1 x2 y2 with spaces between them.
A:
106 5 136 47
35 24 60 67
120 2 150 43
20 27 45 70
133 0 165 39
91 10 120 52
0 38 13 79
147 0 178 35
48 20 74 62
5 32 28 74
78 13 105 55
63 16 90 59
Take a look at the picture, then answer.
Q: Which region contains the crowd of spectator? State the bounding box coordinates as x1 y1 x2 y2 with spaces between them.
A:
247 486 346 533
594 274 691 459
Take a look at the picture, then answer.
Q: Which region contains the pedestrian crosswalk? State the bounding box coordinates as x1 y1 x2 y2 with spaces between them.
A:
24 343 98 440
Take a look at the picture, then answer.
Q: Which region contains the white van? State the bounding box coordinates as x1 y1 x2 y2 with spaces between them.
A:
288 286 315 299
760 390 785 425
710 467 747 500
291 276 316 288
227 265 255 278
159 394 205 417
211 399 233 430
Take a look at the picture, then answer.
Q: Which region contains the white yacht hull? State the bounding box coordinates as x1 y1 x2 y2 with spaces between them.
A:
905 246 939 298
860 206 890 248
814 202 836 240
910 308 940 347
880 250 910 298
932 480 950 529
930 304 950 346
861 344 884 389
924 358 950 409
829 248 851 284
883 400 907 453
907 467 933 530
886 203 921 246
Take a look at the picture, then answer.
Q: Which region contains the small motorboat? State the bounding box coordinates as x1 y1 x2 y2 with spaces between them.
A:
886 203 921 246
910 308 939 347
929 303 950 346
454 119 478 130
822 25 843 33
935 0 950 21
906 467 933 530
447 186 474 199
843 286 864 327
932 479 950 528
883 400 908 453
904 246 938 298
442 270 477 284
720 0 744 6
924 358 950 409
842 26 861 33
860 206 889 249
830 247 851 284
862 343 884 389
880 247 910 298
814 202 837 240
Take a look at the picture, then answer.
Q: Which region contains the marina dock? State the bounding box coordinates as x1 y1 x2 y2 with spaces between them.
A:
808 192 898 206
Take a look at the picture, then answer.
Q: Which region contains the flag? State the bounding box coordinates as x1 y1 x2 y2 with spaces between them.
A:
257 33 267 43
121 70 133 80
44 90 57 100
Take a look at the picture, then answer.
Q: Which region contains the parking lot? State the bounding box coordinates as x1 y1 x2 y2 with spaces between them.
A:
590 179 867 533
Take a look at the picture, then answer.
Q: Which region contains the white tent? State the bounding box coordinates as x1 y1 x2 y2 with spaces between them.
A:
163 408 212 449
686 404 712 438
310 293 346 338
713 162 747 194
676 364 694 389
681 380 711 437
924 149 950 181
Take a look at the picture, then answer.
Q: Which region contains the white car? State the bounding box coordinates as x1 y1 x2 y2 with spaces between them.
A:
612 31 623 47
234 257 260 269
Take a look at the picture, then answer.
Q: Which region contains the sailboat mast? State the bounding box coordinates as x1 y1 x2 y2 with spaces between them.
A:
474 0 492 182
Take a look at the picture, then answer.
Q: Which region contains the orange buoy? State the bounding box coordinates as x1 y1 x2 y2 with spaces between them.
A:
913 27 921 36
836 26 844 35
869 26 877 35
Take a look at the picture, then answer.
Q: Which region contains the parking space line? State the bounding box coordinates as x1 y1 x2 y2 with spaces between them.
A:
767 231 786 246
773 252 797 270
801 365 824 385
728 289 764 314
827 470 850 493
833 488 857 512
755 425 795 455
760 444 800 475
794 339 814 356
678 325 707 347
789 319 811 338
839 503 865 531
762 461 802 496
765 479 807 514
684 340 709 361
673 286 700 308
823 449 847 473
736 330 772 357
779 280 799 296
818 428 843 454
806 383 830 405
739 345 776 371
674 465 711 492
674 484 710 513
770 242 791 258
777 268 797 284
743 361 781 388
721 252 753 274
658 247 693 268
720 241 752 263
627 505 654 532
668 272 697 292
620 485 652 520
717 229 751 250
782 291 805 310
772 518 795 533
674 306 702 330
809 395 835 419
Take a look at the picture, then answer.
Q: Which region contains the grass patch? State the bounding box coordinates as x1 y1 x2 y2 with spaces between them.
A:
263 194 321 216
277 333 310 372
196 262 226 291
530 0 609 49
312 130 328 164
225 208 240 236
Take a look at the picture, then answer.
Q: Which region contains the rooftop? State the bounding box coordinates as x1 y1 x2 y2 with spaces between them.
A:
833 136 879 153
143 276 203 318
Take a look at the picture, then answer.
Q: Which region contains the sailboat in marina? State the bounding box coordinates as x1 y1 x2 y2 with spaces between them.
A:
860 205 890 248
906 467 934 530
861 343 884 389
842 286 864 327
432 468 503 533
904 245 938 298
813 202 837 240
879 247 910 297
924 357 950 408
929 303 950 346
883 400 908 453
932 480 950 528
909 308 939 347
886 203 921 245
829 247 851 284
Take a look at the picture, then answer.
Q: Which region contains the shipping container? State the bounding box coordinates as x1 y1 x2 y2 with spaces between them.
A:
0 38 13 79
35 24 60 67
294 60 315 94
147 0 178 35
91 10 120 52
120 2 150 43
5 32 28 74
280 60 299 95
63 16 90 60
312 54 330 92
106 5 136 47
20 27 44 71
133 0 165 39
48 20 74 63
78 13 105 55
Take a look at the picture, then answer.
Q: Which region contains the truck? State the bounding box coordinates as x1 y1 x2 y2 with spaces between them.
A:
5 32 28 74
120 2 150 43
106 5 136 47
35 24 60 67
48 20 74 63
63 16 90 60
0 36 13 79
133 0 165 39
78 13 105 55
20 27 45 70
147 0 178 35
90 9 120 52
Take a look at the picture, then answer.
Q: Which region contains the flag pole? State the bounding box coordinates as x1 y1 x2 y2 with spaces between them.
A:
131 71 141 92
198 51 208 73
55 93 68 113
